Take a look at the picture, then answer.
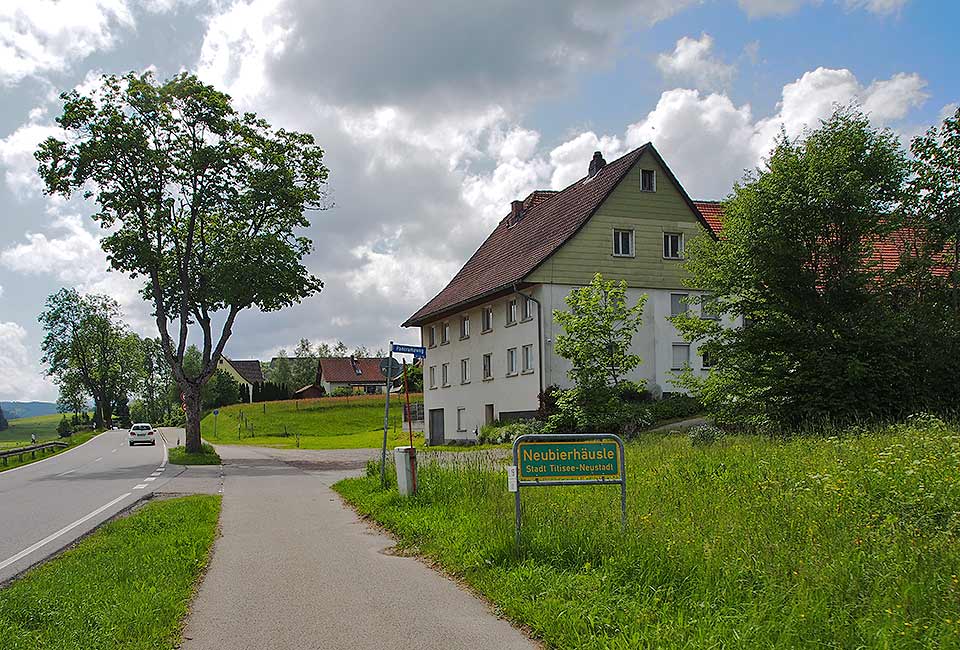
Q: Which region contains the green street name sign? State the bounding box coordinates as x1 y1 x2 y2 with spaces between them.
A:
516 440 622 482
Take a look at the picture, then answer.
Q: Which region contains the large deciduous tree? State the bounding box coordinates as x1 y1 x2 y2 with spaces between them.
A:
675 108 912 428
37 72 328 452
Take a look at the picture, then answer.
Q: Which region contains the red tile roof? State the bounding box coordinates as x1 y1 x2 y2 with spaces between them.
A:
319 357 386 384
404 144 714 327
693 200 723 235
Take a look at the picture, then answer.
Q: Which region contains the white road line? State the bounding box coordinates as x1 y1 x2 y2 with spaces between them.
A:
133 484 148 489
0 493 132 572
111 449 117 453
94 457 102 462
144 477 156 482
55 469 75 477
157 467 165 472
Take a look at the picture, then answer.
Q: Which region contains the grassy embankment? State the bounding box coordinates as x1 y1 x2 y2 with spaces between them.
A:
0 414 101 472
0 495 221 650
201 394 423 449
336 418 960 649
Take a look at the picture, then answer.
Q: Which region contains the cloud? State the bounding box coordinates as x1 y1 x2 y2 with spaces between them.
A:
738 0 908 17
657 33 736 92
0 321 55 401
0 1 133 85
0 115 61 197
0 213 152 333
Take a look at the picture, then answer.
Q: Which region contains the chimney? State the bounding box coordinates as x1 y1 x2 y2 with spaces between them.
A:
509 199 524 225
588 151 606 177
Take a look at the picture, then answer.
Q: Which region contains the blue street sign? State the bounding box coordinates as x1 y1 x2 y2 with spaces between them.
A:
391 343 427 359
213 409 219 416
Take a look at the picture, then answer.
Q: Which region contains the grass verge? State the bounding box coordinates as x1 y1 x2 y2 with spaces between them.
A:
336 420 960 649
0 494 221 650
168 443 221 465
0 430 101 473
201 394 423 449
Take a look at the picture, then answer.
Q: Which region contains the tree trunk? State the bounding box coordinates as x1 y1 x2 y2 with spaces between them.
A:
183 385 203 453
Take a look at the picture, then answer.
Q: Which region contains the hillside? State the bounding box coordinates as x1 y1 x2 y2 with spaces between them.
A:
201 394 424 449
0 413 66 448
1 402 59 419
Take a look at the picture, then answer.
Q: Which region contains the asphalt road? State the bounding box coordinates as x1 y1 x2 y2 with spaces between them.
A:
0 428 177 584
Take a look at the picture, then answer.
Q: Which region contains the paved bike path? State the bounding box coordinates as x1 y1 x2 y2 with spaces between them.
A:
182 444 535 650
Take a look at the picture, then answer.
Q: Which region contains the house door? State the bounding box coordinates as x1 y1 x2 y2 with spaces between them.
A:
484 404 495 425
428 409 445 446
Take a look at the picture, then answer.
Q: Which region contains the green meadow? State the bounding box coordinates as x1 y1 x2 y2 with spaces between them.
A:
336 417 960 649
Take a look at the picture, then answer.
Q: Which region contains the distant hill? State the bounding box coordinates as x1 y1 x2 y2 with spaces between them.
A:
1 402 60 420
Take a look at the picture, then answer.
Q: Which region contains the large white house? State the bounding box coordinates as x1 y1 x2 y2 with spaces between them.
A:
404 144 724 445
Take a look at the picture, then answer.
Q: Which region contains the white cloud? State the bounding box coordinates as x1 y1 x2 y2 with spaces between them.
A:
0 321 55 401
738 0 909 16
657 33 736 92
0 214 151 333
0 117 61 197
0 1 133 85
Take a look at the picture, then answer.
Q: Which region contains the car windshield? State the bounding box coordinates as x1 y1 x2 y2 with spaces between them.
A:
131 424 152 431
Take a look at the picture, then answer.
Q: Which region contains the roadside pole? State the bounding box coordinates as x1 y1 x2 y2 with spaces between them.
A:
380 342 395 487
402 359 417 492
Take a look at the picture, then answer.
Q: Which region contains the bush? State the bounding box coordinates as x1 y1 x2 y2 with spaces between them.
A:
331 387 353 397
688 424 724 446
478 419 545 445
57 416 73 437
642 394 703 423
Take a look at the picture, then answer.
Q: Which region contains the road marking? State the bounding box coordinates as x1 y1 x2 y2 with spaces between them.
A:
0 493 132 572
94 457 102 462
144 477 156 482
133 484 148 490
55 469 75 477
112 449 117 453
156 467 165 472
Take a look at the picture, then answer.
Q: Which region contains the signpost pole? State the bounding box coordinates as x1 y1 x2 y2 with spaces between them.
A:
380 343 395 488
402 359 417 493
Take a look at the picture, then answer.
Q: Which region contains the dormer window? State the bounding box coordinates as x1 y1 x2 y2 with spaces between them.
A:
641 169 656 192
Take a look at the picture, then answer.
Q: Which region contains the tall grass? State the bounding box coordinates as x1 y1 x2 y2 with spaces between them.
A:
338 418 960 648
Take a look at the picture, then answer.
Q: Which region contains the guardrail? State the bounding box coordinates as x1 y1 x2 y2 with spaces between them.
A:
0 441 69 466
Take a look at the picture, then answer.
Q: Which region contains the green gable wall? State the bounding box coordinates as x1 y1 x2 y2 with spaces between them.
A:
524 149 707 289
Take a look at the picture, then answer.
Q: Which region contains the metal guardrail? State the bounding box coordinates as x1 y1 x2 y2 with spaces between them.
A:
0 441 69 466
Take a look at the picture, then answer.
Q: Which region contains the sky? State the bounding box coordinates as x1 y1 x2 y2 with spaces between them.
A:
0 0 957 402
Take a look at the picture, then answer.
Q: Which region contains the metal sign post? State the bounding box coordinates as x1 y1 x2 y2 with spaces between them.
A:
380 343 396 487
510 433 627 547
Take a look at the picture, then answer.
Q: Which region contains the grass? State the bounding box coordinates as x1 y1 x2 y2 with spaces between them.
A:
168 443 221 465
0 413 72 446
0 430 101 473
0 494 221 650
201 394 424 449
335 417 960 649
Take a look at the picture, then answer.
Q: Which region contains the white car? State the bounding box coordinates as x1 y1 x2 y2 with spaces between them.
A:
129 423 158 446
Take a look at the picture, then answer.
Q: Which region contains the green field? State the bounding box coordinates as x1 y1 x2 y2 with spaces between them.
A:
0 414 67 448
0 494 221 650
201 394 424 449
336 417 960 649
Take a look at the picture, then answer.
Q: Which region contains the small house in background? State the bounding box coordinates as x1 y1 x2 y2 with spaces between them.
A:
319 357 387 395
217 357 264 403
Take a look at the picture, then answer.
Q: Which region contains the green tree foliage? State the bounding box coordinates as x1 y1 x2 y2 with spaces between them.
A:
36 72 328 453
0 405 8 431
39 288 142 428
291 338 320 389
57 415 72 437
202 370 245 410
675 107 939 428
551 275 648 432
266 349 294 387
56 371 88 421
113 393 133 429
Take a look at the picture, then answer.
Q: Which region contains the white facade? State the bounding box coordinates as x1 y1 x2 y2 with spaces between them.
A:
420 284 721 444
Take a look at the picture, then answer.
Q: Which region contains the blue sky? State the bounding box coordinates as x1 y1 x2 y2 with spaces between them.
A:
0 0 956 401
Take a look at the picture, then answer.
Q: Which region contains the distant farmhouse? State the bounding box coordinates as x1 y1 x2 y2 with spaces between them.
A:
217 357 264 403
405 144 727 445
292 357 388 398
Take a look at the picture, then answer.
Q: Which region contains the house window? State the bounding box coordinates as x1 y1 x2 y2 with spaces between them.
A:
641 169 656 192
522 344 533 373
428 326 436 348
460 315 470 339
521 296 534 321
482 353 492 380
702 349 716 369
670 293 688 317
481 306 493 332
460 358 470 384
663 232 683 259
429 366 437 389
441 322 450 345
613 229 634 257
700 294 719 320
441 363 449 386
457 407 466 432
506 347 518 375
671 343 690 370
506 299 518 325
